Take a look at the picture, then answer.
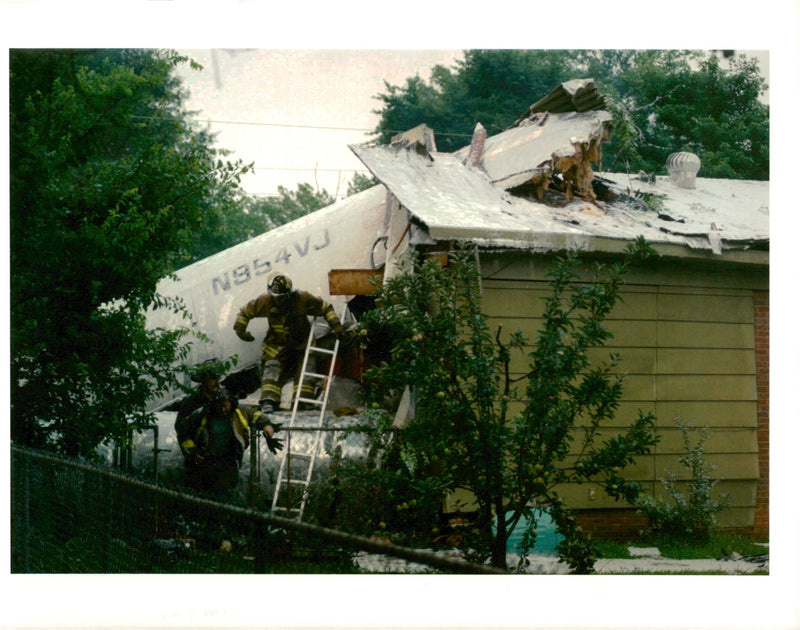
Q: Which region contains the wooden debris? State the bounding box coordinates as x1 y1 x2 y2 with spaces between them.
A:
463 122 487 168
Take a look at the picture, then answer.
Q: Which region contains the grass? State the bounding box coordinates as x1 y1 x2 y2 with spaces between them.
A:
594 533 768 561
623 569 769 576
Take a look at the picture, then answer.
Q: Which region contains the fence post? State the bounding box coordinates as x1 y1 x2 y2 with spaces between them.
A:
254 521 270 573
249 423 258 508
102 472 112 572
16 449 31 572
153 425 160 484
126 426 134 472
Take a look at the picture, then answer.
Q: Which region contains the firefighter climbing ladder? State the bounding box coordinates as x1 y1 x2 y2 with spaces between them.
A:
270 321 339 520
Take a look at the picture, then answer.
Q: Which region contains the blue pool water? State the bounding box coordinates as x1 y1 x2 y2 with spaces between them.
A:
497 509 564 556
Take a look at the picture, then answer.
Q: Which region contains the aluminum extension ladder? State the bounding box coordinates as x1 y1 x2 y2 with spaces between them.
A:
270 322 339 520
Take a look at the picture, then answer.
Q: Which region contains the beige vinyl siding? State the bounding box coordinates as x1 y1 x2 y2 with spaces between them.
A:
480 253 765 528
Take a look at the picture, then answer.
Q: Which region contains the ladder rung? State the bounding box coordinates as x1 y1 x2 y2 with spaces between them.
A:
284 452 312 460
282 479 309 487
303 371 327 379
308 346 336 356
297 397 323 405
272 506 300 515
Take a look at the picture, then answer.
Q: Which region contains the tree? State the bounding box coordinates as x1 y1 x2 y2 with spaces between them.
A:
372 50 573 153
358 241 658 572
637 416 729 543
10 49 251 458
243 182 336 232
371 50 768 180
586 51 769 179
346 172 379 197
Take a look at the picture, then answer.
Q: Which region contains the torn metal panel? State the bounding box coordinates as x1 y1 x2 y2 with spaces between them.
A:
351 143 585 244
391 123 437 153
454 110 613 194
384 200 415 282
329 269 384 295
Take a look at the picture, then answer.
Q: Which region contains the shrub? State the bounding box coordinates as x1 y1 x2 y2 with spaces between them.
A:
304 448 441 547
638 415 729 543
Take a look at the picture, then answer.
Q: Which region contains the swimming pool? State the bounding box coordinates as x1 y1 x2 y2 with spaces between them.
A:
497 509 564 556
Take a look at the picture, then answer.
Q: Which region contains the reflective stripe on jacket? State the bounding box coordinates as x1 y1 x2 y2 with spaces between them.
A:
179 407 265 463
234 290 343 356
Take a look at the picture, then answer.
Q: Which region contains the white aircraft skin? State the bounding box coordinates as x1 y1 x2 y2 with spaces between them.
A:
145 184 388 410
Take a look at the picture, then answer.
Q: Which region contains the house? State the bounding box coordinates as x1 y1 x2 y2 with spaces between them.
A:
340 79 768 537
147 79 768 537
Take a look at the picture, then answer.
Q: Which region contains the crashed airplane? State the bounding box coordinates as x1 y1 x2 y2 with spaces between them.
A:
146 77 768 413
140 78 768 534
144 183 388 411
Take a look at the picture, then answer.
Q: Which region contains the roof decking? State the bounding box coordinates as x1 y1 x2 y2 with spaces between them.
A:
351 123 767 259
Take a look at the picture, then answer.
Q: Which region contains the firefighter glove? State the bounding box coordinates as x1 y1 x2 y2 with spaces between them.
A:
265 435 284 455
238 331 255 342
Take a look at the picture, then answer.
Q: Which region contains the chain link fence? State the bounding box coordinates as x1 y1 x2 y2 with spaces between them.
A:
11 445 503 574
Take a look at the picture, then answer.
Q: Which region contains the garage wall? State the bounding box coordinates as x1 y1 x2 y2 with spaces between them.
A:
479 252 768 530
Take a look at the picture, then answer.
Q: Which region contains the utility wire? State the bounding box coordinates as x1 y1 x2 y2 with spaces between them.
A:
131 114 474 138
199 118 372 133
131 112 468 197
251 167 370 173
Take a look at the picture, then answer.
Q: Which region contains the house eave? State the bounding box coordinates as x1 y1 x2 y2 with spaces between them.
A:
424 227 769 266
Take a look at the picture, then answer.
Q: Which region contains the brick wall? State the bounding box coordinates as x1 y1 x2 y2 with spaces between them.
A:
752 290 769 536
574 509 649 541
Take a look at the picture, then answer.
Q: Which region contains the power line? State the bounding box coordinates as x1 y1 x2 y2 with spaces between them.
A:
132 114 372 133
251 167 370 173
131 114 473 138
130 113 469 197
198 118 373 133
249 192 351 198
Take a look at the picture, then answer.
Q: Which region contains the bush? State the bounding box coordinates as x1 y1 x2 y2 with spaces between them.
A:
304 448 442 547
637 415 729 543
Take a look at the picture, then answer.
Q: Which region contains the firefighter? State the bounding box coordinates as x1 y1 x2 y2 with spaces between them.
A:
175 358 222 434
177 388 283 495
233 272 346 412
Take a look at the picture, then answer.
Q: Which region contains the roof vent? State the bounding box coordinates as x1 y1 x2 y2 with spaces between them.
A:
666 152 701 189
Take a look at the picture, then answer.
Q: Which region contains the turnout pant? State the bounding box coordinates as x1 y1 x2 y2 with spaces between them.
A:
260 347 315 407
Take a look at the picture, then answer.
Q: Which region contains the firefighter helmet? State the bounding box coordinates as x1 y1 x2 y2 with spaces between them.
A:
209 387 237 415
267 272 293 296
190 358 222 383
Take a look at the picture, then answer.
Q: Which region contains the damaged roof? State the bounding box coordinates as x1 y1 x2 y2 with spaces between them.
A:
350 79 768 260
455 110 613 191
596 172 768 255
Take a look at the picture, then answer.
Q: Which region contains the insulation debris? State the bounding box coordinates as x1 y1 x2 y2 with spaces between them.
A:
513 78 607 122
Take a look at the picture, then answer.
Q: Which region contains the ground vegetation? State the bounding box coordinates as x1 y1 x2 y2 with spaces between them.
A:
353 241 659 572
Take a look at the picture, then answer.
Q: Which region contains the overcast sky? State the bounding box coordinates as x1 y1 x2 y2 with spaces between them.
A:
174 49 464 199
